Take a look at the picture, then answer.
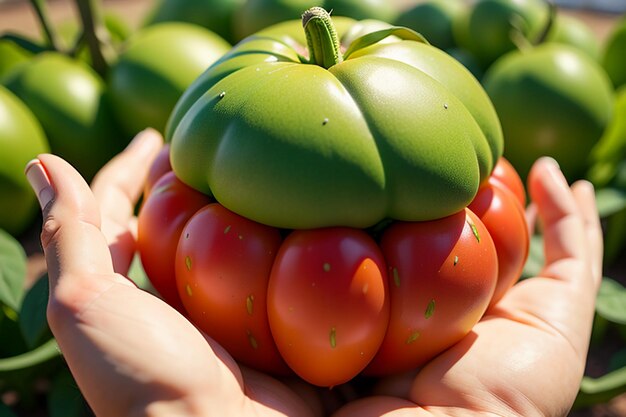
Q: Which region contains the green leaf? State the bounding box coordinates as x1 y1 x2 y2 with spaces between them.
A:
0 229 27 311
575 365 626 408
127 254 158 296
49 368 91 417
19 274 51 349
595 187 626 218
0 402 18 417
343 27 429 59
596 277 626 325
521 234 544 279
0 338 59 373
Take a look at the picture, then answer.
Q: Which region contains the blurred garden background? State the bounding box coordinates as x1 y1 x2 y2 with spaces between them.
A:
1 0 626 416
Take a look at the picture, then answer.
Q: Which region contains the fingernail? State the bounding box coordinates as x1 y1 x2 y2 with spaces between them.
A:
25 159 55 209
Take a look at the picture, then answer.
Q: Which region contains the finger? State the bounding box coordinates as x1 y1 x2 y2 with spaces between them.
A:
571 180 603 289
25 155 115 290
92 128 163 230
527 157 586 272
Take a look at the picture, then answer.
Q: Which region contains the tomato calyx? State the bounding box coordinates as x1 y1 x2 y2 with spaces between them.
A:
302 7 343 68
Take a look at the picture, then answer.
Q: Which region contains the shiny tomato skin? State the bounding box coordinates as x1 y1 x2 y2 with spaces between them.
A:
364 209 497 376
143 143 173 199
137 171 211 312
490 156 526 207
268 227 390 387
175 203 291 375
469 178 529 307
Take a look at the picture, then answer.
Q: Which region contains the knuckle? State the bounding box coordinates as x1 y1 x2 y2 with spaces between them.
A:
40 216 62 251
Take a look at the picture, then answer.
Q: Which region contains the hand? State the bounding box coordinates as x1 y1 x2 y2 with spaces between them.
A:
25 129 315 417
26 129 601 417
334 157 603 417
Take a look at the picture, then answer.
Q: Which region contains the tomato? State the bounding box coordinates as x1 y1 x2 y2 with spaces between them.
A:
547 14 600 61
143 0 245 44
394 0 466 50
233 0 398 41
469 176 529 307
489 157 526 207
268 227 389 387
453 0 549 69
175 203 290 375
0 85 49 236
602 15 626 89
4 52 127 181
0 39 33 82
482 43 614 182
364 209 497 376
107 22 231 138
143 143 172 199
137 171 211 312
168 9 502 230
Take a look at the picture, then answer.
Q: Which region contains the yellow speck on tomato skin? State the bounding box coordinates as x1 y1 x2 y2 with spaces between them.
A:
185 284 193 297
224 225 231 234
467 219 481 242
246 295 254 315
454 255 459 266
323 262 331 272
362 283 369 294
185 256 192 271
330 327 337 348
406 331 420 344
425 299 435 319
392 267 400 287
246 330 259 349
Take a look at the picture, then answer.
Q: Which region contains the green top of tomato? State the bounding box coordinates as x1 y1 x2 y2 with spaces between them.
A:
0 85 49 235
167 8 502 230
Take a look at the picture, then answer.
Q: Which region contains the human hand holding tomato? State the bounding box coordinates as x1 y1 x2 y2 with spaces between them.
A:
25 127 601 416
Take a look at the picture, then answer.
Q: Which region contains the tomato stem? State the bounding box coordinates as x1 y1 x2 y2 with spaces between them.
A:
28 0 60 51
302 7 343 69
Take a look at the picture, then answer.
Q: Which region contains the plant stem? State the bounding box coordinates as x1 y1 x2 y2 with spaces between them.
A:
75 0 114 77
302 7 342 69
28 0 59 50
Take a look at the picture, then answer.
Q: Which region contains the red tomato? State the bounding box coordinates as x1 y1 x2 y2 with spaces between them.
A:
175 204 291 375
268 228 389 387
364 209 497 376
490 157 526 207
137 171 211 312
468 179 529 307
143 143 172 199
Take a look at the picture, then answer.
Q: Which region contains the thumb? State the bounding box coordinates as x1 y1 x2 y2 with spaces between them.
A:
25 154 118 294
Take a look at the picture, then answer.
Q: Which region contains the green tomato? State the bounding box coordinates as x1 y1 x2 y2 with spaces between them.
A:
483 43 614 182
233 0 398 41
4 52 126 181
588 85 626 186
0 85 49 236
0 40 33 82
453 0 549 69
143 0 245 44
547 14 600 61
107 22 231 138
602 15 626 89
394 0 466 50
167 10 502 230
